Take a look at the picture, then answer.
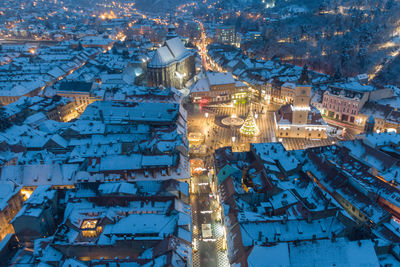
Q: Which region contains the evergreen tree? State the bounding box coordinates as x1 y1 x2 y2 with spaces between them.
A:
240 106 260 136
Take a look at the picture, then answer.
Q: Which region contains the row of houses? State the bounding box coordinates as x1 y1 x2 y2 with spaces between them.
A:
212 136 400 266
206 43 400 133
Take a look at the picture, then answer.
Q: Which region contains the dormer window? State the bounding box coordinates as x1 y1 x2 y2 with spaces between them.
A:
81 219 98 229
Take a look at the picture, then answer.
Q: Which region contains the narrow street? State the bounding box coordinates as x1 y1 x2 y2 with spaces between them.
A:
191 168 229 267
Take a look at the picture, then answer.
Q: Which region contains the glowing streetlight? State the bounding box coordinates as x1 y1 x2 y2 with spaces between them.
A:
232 136 236 143
255 113 258 119
205 112 209 118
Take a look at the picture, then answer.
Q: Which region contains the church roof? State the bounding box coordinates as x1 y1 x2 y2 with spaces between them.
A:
148 37 189 68
165 37 187 60
149 46 175 67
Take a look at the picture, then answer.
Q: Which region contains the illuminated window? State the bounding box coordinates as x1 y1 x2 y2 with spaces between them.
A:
82 230 97 238
81 220 98 229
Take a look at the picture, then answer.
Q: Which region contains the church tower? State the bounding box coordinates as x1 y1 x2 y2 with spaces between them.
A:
292 65 311 125
166 24 178 40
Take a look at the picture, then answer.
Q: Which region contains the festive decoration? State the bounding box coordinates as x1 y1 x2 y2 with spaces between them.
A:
240 105 260 136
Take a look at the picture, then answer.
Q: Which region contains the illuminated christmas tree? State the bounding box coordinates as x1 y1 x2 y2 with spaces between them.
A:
240 106 259 136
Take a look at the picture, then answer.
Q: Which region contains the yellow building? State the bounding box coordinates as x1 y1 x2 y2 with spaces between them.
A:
56 81 101 113
0 184 24 242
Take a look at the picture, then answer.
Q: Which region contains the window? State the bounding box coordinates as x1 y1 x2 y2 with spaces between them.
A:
82 230 97 238
81 220 98 229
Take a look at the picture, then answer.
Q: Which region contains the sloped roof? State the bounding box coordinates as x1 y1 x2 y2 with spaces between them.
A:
58 81 93 92
207 72 235 85
149 46 175 67
165 37 187 60
149 37 189 68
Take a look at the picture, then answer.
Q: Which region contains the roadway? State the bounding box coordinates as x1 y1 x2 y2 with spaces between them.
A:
191 169 228 267
195 20 209 71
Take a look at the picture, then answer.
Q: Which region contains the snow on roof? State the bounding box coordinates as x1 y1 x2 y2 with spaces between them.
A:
0 182 21 211
49 134 68 148
142 155 174 167
149 46 175 67
39 245 63 263
269 190 298 210
0 164 74 186
289 238 379 267
98 182 138 195
61 258 87 267
80 101 180 123
248 244 290 267
207 72 235 85
282 82 296 89
362 132 400 147
103 213 176 237
25 185 55 205
331 81 375 93
191 77 210 93
165 37 187 60
252 143 300 173
148 37 189 68
240 216 345 246
100 154 142 171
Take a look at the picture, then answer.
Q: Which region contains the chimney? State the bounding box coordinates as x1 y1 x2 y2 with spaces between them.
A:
331 232 336 242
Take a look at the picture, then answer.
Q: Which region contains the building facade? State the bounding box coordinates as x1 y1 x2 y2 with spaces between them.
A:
274 66 327 139
190 72 248 103
215 25 238 46
0 184 24 242
147 37 195 89
56 81 101 113
321 86 369 125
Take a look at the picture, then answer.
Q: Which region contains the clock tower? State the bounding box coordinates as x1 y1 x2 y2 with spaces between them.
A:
292 65 311 125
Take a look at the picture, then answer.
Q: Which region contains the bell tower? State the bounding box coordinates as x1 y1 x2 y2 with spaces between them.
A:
292 65 311 125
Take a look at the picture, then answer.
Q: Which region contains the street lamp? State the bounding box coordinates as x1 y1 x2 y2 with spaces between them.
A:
232 136 236 143
255 113 258 119
205 112 209 118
